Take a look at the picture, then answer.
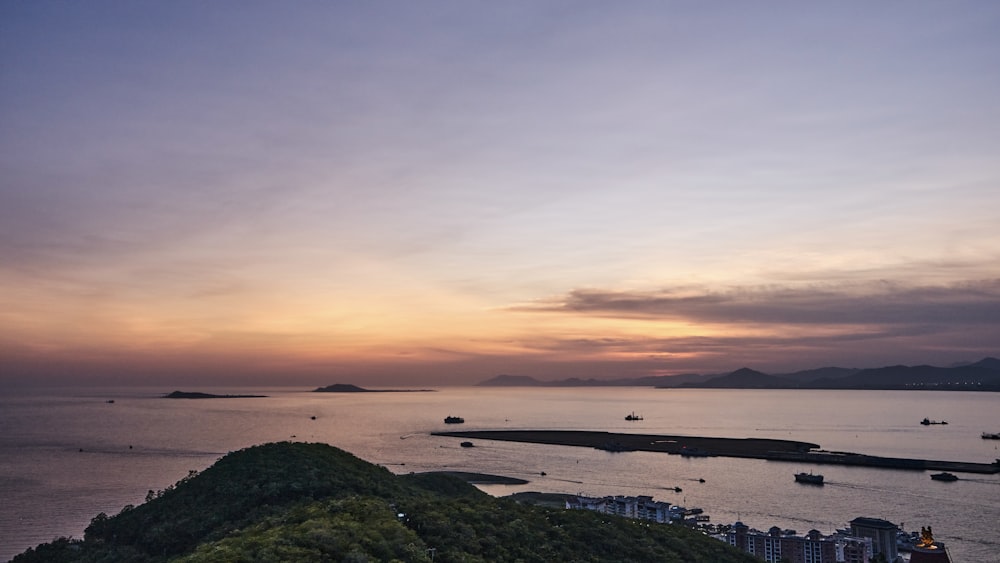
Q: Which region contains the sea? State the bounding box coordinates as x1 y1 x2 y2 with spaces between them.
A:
2 386 998 562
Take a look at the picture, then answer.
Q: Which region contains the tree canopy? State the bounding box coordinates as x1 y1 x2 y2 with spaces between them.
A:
14 442 758 563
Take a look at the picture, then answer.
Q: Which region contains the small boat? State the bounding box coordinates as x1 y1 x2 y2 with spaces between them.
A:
460 441 474 448
982 432 1000 440
920 418 948 425
930 472 958 481
794 472 824 485
105 400 115 404
444 416 465 424
625 411 643 421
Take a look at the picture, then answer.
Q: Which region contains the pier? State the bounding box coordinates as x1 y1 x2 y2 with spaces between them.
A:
433 430 1000 474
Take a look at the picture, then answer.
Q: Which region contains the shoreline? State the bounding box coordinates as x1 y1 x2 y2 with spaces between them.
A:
413 471 530 485
433 430 1000 474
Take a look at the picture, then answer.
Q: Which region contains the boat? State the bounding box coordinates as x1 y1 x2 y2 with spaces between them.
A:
930 472 958 481
460 441 474 448
444 416 465 424
625 411 643 421
794 472 824 485
982 432 1000 440
920 418 947 425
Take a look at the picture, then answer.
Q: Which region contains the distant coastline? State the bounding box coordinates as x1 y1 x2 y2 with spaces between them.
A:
312 383 435 393
163 391 268 399
478 356 1000 390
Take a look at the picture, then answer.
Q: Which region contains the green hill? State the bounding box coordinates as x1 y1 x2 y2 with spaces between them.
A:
13 442 758 563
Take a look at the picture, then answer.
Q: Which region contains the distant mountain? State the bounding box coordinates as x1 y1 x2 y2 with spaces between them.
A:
804 363 1000 390
477 374 544 386
679 368 795 389
646 373 714 387
683 361 1000 391
476 357 1000 391
777 367 861 383
478 373 709 387
970 357 1000 370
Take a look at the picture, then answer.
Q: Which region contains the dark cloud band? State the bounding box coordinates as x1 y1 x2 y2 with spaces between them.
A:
514 279 1000 326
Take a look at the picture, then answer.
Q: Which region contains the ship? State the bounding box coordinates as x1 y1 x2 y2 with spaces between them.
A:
444 416 465 424
460 441 474 448
982 432 1000 440
794 472 824 485
625 411 643 421
920 418 948 425
930 472 958 481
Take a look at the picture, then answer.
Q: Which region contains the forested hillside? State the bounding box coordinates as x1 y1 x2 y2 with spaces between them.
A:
13 442 757 562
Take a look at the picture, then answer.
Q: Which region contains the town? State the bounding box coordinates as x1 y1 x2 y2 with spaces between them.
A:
565 494 952 563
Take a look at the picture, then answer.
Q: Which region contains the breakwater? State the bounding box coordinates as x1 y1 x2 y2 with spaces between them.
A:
760 450 1000 474
433 430 1000 474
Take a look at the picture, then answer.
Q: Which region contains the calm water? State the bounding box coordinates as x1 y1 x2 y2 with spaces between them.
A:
2 387 999 562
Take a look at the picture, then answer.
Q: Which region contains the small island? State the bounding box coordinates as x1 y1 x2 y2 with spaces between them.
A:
312 383 371 393
312 383 435 393
163 391 267 399
415 471 529 485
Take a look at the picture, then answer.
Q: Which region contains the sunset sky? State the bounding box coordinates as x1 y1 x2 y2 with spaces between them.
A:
2 2 999 386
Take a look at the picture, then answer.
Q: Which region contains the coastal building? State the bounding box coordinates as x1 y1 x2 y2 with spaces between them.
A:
566 495 687 524
726 522 871 563
849 517 899 562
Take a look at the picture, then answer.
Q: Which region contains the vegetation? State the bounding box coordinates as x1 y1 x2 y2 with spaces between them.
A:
13 442 759 562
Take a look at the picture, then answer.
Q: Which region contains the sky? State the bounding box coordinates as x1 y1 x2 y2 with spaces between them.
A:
2 2 999 386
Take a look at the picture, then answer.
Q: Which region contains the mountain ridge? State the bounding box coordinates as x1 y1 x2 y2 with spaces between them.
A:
477 357 1000 390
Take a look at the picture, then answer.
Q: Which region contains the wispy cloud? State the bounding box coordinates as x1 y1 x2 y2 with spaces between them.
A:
514 279 1000 326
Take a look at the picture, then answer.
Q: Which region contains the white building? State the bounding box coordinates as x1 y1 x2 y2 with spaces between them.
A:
566 495 686 524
